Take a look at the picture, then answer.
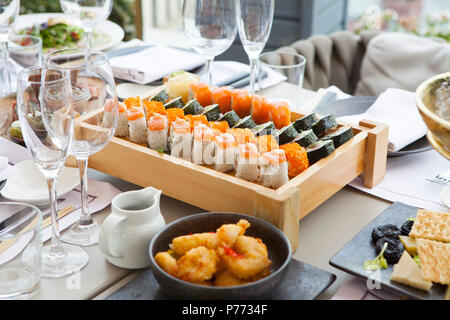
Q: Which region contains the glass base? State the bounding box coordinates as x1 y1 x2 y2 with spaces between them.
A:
41 243 89 278
61 218 100 246
0 268 39 299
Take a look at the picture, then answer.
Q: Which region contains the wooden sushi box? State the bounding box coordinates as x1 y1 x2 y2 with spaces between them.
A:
71 89 389 251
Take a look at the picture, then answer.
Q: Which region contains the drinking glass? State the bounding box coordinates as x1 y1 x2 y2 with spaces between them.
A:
236 0 274 95
16 66 89 278
183 0 237 86
60 0 113 53
45 49 118 246
0 0 20 98
0 202 41 299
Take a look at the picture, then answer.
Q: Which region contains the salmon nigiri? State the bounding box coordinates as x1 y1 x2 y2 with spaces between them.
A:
211 86 233 114
251 95 271 125
269 101 291 129
231 89 252 118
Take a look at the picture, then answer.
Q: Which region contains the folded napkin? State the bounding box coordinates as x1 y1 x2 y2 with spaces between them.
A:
109 45 205 84
0 155 18 181
339 88 428 152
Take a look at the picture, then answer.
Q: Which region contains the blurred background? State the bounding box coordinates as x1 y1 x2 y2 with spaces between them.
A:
20 0 449 62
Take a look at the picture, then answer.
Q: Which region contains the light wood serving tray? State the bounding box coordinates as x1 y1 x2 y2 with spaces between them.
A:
67 91 389 251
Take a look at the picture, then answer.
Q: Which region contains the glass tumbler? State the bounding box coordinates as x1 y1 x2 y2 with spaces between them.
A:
258 51 306 107
9 35 42 68
0 202 42 299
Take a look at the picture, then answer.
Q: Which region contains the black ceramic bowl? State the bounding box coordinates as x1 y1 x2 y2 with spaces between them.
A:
149 212 292 300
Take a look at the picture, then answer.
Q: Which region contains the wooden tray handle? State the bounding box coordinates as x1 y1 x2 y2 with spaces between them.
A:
253 188 300 251
359 119 389 189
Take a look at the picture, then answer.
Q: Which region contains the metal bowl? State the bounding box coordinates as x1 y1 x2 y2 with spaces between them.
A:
149 212 292 300
415 72 450 160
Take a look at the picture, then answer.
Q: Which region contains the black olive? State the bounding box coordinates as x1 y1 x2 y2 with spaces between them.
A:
371 224 401 243
375 237 404 264
401 220 414 236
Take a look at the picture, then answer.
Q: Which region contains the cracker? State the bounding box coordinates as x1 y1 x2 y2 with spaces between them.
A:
416 238 450 285
409 209 450 243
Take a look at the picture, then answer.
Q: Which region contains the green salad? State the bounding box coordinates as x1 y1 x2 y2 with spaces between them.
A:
20 22 85 50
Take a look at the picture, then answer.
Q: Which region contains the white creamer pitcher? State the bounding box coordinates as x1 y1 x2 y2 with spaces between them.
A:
99 187 166 269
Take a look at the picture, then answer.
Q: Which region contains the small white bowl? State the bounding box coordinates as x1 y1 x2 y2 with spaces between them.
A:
0 160 79 205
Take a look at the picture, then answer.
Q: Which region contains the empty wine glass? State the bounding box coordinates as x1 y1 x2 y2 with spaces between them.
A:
183 0 237 86
16 66 89 278
60 0 113 54
45 48 118 246
236 0 274 95
0 0 20 97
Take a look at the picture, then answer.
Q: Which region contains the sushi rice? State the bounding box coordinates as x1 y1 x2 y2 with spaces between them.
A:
115 102 129 137
235 143 259 182
192 123 215 165
260 149 289 188
213 133 236 172
102 98 119 132
170 118 192 161
147 113 169 152
127 107 147 144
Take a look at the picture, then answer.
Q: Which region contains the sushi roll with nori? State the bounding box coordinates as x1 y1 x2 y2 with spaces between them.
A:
252 121 277 136
103 98 117 128
189 82 214 107
260 149 289 188
211 86 233 114
311 114 338 138
321 125 354 148
170 118 192 161
306 140 335 164
143 100 167 120
235 143 259 182
114 102 129 137
268 100 291 129
292 129 318 148
209 121 229 134
233 115 257 129
127 107 147 144
293 113 317 132
201 104 221 121
231 89 252 118
220 110 240 128
256 135 279 154
164 97 184 109
183 98 203 115
147 113 169 152
213 133 236 173
273 123 299 145
192 123 215 165
279 143 309 177
251 95 271 125
150 89 169 103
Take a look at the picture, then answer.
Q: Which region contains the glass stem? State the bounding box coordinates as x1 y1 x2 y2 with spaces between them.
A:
1 41 11 94
249 57 258 96
86 30 93 56
46 176 65 257
205 57 214 87
77 158 92 225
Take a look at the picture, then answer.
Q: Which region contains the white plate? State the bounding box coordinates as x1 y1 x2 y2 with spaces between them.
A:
14 13 124 52
440 185 450 209
0 160 79 205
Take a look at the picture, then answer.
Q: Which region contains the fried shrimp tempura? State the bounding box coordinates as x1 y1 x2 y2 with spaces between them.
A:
216 219 250 246
218 235 272 280
177 246 218 283
154 252 178 276
214 270 250 287
170 232 220 255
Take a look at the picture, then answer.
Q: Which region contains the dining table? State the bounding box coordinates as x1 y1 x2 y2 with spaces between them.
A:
1 79 391 300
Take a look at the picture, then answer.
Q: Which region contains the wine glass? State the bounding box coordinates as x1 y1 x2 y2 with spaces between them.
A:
183 0 237 86
60 0 113 54
236 0 274 95
0 0 20 97
16 66 89 278
45 48 118 246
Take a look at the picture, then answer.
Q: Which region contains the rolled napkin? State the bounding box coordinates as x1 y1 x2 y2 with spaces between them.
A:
339 88 428 152
109 45 205 84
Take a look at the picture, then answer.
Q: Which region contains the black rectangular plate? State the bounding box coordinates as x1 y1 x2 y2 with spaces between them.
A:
329 202 447 300
106 259 336 300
